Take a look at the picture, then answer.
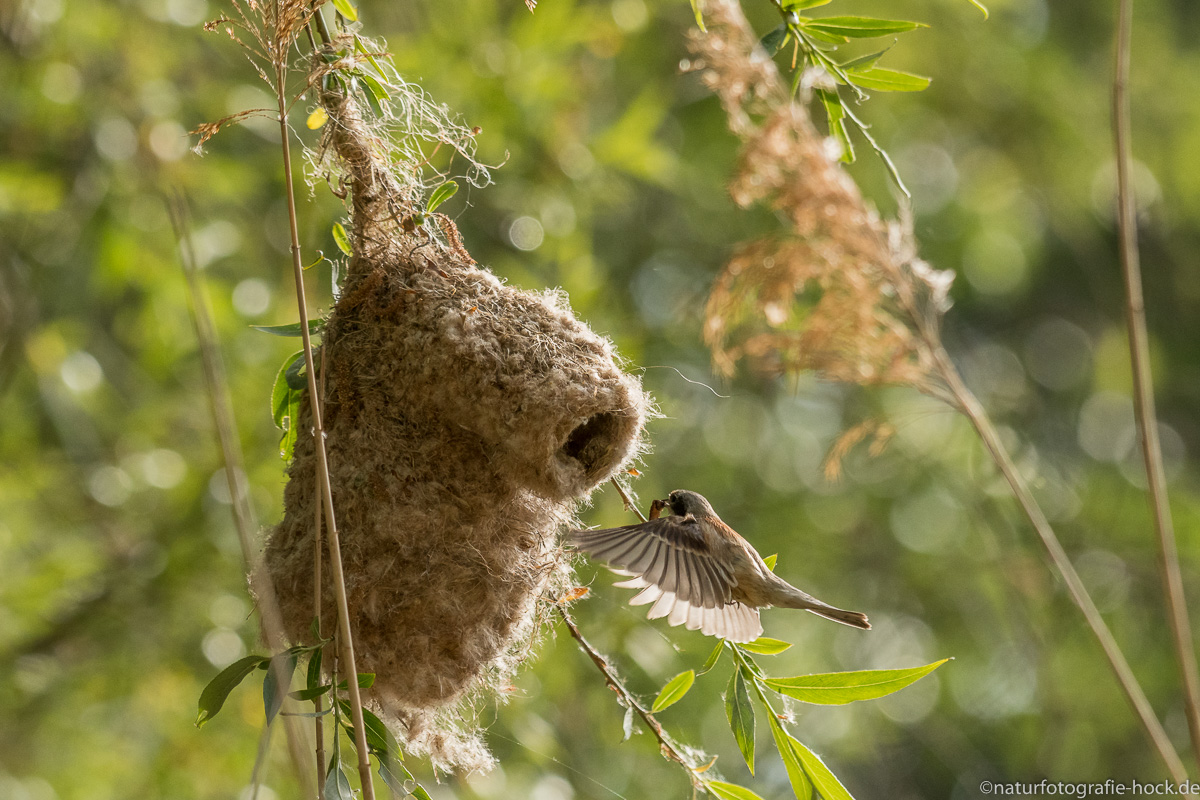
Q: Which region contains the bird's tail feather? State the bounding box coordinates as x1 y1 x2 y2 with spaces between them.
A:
808 606 871 630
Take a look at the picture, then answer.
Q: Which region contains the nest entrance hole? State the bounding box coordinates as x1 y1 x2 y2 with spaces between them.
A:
560 412 624 477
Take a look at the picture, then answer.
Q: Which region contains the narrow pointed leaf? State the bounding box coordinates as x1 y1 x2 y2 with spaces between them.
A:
782 0 831 8
762 554 778 571
760 24 789 55
378 754 432 800
805 16 926 38
196 655 268 727
765 659 949 705
652 670 696 712
262 653 298 725
337 700 399 760
707 781 766 800
330 0 357 22
766 714 813 800
845 67 931 92
793 738 855 800
725 669 756 773
324 753 354 800
332 222 352 256
818 89 855 162
688 0 706 31
252 320 323 337
306 646 323 690
335 672 376 690
271 351 304 440
839 46 892 71
740 637 792 656
289 684 331 701
699 640 725 675
426 180 459 214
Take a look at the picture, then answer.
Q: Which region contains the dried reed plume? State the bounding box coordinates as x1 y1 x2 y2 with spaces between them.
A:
693 1 953 402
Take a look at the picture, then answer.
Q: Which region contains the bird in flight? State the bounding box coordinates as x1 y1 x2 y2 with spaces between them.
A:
571 489 870 643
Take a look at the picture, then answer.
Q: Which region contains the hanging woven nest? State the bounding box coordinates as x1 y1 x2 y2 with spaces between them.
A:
264 87 649 771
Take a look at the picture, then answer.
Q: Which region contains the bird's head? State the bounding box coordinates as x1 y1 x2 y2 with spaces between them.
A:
665 490 715 518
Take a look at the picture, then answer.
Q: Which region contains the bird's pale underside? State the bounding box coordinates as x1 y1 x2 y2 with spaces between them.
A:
571 490 870 643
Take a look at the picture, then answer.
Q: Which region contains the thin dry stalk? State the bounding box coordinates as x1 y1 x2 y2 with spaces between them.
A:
693 0 1188 780
170 194 317 799
1113 0 1200 770
312 351 327 800
272 53 376 798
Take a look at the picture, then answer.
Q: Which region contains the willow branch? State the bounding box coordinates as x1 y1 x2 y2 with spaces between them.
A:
273 54 375 800
170 193 316 800
1112 0 1200 771
555 605 704 784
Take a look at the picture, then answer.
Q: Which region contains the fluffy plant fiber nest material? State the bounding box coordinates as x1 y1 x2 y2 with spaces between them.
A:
264 89 649 771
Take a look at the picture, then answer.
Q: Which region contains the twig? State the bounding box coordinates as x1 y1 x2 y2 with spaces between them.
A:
555 604 703 785
1113 0 1200 771
313 346 329 800
273 53 376 799
169 193 317 800
609 477 648 523
929 345 1189 784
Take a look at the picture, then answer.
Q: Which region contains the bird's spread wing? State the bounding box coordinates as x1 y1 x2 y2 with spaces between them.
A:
571 517 763 643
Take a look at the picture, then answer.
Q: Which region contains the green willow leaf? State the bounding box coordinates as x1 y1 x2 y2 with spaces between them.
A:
331 0 358 22
725 669 756 773
324 753 354 800
782 0 831 9
426 180 459 214
251 320 323 337
689 0 706 32
803 27 850 45
707 781 766 800
839 46 893 71
817 88 855 163
271 351 304 427
196 655 268 727
699 639 725 675
337 700 400 760
284 350 309 391
760 24 789 55
766 713 813 800
262 652 298 725
793 738 855 800
306 645 323 690
740 637 792 656
289 684 331 702
332 221 352 256
762 553 778 571
845 67 931 92
651 670 696 712
805 16 926 38
765 659 949 705
335 672 376 690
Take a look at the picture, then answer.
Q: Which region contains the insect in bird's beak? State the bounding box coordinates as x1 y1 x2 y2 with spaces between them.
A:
648 498 668 520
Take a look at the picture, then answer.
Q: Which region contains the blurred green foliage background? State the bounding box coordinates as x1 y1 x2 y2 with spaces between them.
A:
3 0 1200 798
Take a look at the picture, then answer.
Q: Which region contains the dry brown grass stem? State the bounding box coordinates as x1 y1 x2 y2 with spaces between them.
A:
169 193 317 800
312 350 328 800
273 50 377 798
694 0 1187 780
1113 0 1200 772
